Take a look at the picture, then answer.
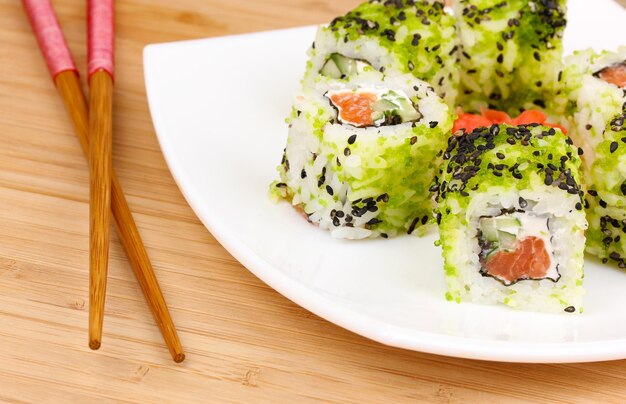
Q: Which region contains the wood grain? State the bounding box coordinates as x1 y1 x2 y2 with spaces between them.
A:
1 0 625 402
88 70 113 350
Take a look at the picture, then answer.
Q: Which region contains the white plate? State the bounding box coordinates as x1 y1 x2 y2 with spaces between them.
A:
144 0 626 363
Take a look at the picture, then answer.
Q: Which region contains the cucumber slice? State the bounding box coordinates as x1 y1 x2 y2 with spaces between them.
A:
496 217 521 235
371 99 399 112
320 58 342 79
330 53 356 75
396 98 422 122
379 91 422 123
480 218 499 242
498 231 518 251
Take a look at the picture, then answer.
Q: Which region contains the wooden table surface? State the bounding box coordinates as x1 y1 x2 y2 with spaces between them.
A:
2 0 626 402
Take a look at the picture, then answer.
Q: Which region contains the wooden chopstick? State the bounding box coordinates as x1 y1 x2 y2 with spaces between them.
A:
87 0 114 352
87 70 113 350
22 0 185 363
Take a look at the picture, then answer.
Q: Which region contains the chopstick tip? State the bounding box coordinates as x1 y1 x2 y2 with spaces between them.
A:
89 339 101 350
174 353 185 363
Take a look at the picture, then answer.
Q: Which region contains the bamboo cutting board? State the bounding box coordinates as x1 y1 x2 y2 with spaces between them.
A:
2 0 626 402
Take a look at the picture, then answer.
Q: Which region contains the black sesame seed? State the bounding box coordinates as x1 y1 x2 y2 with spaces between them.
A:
545 175 553 186
344 147 351 156
533 51 541 61
407 217 420 235
411 33 421 46
496 152 505 160
519 197 528 208
301 169 307 179
326 185 334 196
610 141 619 153
564 306 575 313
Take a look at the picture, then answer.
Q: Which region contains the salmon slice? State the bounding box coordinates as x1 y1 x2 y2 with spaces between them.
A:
329 92 378 127
484 236 551 285
596 62 626 88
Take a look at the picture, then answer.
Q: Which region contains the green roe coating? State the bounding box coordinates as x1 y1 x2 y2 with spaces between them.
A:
455 0 566 115
434 124 584 213
314 0 458 106
275 111 452 237
586 107 626 268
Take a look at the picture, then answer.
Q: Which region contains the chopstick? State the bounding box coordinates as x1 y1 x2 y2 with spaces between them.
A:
22 0 185 363
87 0 114 351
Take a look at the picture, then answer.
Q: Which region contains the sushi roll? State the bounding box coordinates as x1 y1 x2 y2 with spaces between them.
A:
304 0 459 107
561 47 626 170
271 68 453 239
454 0 567 116
433 123 587 313
585 106 626 268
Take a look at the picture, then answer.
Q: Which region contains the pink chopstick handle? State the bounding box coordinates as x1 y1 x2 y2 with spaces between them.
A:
22 0 77 80
88 0 114 79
